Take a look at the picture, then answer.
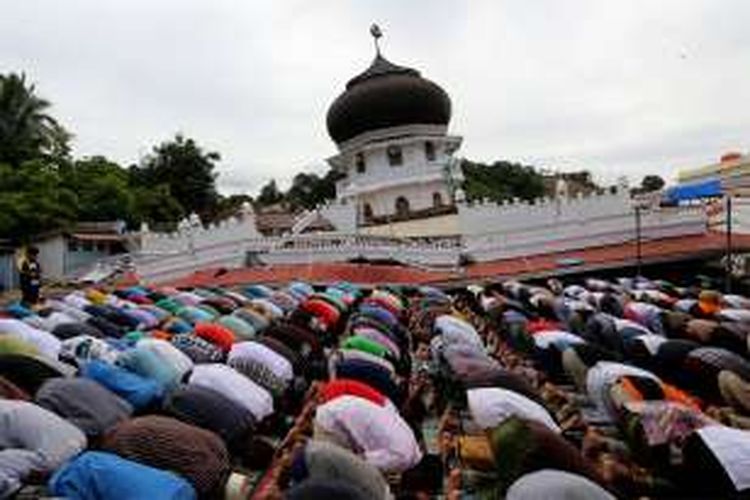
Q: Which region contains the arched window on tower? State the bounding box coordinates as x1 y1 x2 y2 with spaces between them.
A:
432 192 443 208
362 203 373 220
387 145 403 167
425 141 436 162
355 153 366 173
395 196 410 218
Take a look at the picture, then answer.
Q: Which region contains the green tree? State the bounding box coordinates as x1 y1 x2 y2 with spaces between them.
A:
461 159 546 202
61 156 134 222
256 179 284 207
0 160 77 241
130 184 184 229
640 174 665 193
0 73 71 166
286 171 340 210
130 134 220 220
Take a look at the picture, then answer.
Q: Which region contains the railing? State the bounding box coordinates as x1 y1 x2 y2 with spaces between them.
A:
258 234 460 268
709 197 750 234
74 202 711 284
290 209 317 235
132 233 461 283
465 206 707 262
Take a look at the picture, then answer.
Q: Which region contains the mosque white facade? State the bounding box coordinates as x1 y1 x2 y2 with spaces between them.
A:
324 34 464 229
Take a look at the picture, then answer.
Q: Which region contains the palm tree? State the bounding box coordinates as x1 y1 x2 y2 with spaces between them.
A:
0 73 70 166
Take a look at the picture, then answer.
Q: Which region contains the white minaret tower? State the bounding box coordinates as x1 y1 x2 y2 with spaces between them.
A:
326 25 463 227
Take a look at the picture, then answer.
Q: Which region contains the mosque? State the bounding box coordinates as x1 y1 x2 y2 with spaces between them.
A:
325 28 464 231
78 28 750 285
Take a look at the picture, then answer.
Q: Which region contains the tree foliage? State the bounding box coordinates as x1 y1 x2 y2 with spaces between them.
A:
0 73 71 166
129 134 219 221
640 174 665 193
130 184 184 229
285 170 341 210
460 159 546 202
256 179 284 207
253 169 343 211
0 73 228 241
61 156 133 222
0 160 77 241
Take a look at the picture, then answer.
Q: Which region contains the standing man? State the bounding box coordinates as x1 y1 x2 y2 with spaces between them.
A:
18 246 42 306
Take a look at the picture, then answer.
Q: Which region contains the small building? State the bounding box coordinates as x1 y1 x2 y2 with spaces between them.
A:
0 241 18 293
3 221 130 285
677 152 750 186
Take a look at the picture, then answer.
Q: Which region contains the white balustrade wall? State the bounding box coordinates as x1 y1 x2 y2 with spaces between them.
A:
139 209 261 256
135 237 276 284
459 190 633 235
461 191 707 262
256 234 460 268
134 207 265 283
708 197 750 234
117 190 711 284
318 201 357 233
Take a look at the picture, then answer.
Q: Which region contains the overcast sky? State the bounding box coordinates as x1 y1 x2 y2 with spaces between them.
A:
2 0 749 195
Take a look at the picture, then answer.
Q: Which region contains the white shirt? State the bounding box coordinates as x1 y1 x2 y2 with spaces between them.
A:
564 298 594 313
175 291 203 306
314 395 422 472
626 302 662 321
0 319 61 359
717 309 750 323
481 296 500 312
20 316 47 331
563 285 588 299
63 293 91 310
613 318 652 336
586 361 660 413
189 364 273 421
467 387 560 433
0 400 87 497
443 342 489 363
723 295 750 310
435 315 482 348
506 469 616 500
697 425 750 491
228 341 293 382
533 330 585 350
25 312 77 332
674 299 697 313
45 299 91 323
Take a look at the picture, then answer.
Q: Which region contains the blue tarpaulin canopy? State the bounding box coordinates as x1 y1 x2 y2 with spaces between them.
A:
664 178 723 203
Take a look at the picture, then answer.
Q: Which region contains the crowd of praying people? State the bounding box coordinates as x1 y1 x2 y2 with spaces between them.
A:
1 274 750 498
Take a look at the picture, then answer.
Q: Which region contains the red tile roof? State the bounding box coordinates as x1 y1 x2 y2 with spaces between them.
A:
465 231 750 280
166 263 456 288
163 231 750 288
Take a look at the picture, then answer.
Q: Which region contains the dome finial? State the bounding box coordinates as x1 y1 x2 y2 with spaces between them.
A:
370 23 383 56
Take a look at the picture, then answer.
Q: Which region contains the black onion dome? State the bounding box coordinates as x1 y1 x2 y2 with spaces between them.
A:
326 54 452 145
